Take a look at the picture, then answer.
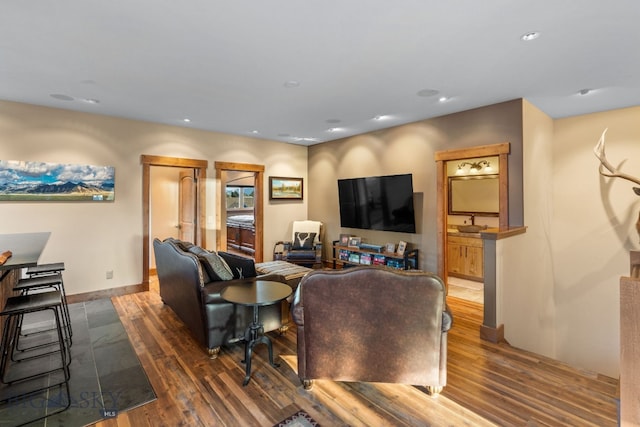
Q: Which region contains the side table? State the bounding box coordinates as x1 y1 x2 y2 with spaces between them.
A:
221 280 292 386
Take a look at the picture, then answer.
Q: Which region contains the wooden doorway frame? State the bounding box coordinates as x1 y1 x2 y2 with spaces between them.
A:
141 155 208 288
434 143 510 281
215 161 264 262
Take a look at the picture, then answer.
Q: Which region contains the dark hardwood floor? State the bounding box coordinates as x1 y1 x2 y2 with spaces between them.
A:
94 281 619 426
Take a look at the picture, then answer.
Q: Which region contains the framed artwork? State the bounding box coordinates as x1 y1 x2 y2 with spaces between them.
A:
385 242 396 253
348 236 361 248
397 240 407 256
0 160 115 202
339 233 351 246
269 176 303 200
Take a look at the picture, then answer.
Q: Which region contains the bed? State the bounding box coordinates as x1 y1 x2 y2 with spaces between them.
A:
226 214 255 255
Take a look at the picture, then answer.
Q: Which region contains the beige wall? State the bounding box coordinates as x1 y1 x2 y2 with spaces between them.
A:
551 106 640 377
499 101 557 358
0 100 308 295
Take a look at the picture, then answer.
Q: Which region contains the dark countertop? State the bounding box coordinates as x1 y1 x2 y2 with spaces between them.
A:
0 232 51 271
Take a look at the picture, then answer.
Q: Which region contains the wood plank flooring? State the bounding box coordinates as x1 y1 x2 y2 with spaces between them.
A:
94 285 619 427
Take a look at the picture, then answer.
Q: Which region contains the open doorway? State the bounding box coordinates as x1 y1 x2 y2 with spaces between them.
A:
215 162 265 262
141 155 208 289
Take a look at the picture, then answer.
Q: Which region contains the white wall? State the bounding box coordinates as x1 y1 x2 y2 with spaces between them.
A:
0 100 308 296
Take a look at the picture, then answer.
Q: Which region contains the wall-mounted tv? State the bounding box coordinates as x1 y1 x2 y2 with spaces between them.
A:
338 173 416 233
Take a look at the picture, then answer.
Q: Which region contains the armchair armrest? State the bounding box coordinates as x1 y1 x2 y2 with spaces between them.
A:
442 303 453 332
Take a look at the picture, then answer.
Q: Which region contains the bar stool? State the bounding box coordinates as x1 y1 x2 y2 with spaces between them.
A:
17 262 72 339
0 291 71 423
12 273 73 355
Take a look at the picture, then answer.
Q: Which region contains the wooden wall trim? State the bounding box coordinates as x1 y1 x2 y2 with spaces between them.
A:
434 142 510 161
214 161 264 173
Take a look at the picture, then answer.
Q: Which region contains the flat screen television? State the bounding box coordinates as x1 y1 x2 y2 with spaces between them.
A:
338 173 416 233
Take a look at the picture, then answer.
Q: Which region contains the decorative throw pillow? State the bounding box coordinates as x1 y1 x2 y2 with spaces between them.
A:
292 232 316 250
218 251 256 279
188 246 233 281
166 237 195 252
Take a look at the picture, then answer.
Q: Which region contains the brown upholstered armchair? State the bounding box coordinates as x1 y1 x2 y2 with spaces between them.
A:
291 266 452 395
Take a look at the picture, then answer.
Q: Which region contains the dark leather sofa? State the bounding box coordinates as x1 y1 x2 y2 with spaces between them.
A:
153 238 290 359
291 266 453 394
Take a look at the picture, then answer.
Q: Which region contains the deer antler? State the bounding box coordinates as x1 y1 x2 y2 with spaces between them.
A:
594 128 640 195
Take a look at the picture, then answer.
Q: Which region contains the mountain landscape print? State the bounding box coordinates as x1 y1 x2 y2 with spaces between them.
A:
0 160 115 201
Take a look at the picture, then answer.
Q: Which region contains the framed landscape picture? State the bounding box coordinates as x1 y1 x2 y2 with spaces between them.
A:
269 176 303 200
0 160 115 202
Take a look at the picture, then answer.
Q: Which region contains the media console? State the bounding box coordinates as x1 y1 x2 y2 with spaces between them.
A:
331 240 418 270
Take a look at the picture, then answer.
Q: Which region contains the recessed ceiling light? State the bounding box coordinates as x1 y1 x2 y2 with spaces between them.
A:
183 118 191 123
417 88 440 97
250 130 259 134
283 80 300 88
327 127 343 133
294 137 319 142
521 31 540 41
50 94 74 101
438 96 450 102
82 98 100 104
373 115 390 121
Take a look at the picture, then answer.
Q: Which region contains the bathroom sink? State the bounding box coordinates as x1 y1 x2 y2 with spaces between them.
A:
457 225 487 233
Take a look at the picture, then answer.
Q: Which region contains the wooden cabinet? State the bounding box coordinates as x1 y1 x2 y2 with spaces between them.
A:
332 241 418 270
448 235 483 281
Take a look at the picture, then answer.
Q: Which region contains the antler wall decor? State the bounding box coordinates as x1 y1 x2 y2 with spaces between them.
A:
593 128 640 195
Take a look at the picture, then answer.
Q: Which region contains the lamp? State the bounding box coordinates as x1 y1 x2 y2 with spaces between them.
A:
456 160 493 175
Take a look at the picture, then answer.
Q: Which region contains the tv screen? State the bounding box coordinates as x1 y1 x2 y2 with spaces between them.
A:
338 173 416 233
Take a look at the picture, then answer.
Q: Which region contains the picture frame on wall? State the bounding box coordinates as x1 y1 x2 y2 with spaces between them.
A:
269 176 303 200
397 240 407 256
0 159 115 202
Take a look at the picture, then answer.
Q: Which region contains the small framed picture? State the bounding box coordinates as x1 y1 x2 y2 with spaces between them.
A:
397 241 407 256
339 233 351 246
269 176 303 200
385 242 396 253
348 236 361 248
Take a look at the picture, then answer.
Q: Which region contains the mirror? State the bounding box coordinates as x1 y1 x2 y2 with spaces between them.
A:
448 174 499 216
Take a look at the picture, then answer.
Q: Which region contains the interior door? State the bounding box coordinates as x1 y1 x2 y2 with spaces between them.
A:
179 170 196 243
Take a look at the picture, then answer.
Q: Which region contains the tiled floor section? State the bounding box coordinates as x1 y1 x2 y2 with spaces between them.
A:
448 276 483 304
0 299 155 426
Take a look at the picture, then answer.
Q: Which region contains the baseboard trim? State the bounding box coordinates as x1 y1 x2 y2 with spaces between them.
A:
480 323 505 344
67 282 149 304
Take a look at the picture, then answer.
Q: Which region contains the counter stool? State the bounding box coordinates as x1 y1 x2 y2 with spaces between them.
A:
26 262 65 278
12 273 73 353
0 291 71 423
25 262 70 336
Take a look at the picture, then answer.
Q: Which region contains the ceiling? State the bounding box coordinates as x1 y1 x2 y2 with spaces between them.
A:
2 1 639 146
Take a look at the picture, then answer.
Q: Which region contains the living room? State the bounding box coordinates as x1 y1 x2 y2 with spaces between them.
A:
1 2 640 425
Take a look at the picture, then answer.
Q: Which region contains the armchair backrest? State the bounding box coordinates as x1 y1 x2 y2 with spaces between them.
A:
291 220 322 244
292 266 449 389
